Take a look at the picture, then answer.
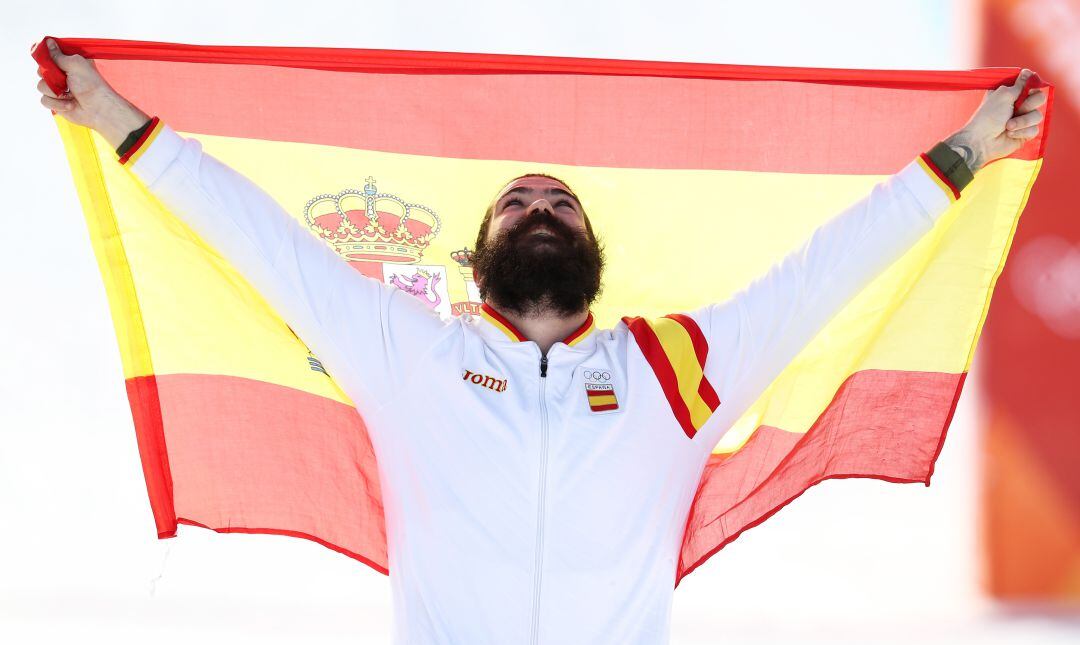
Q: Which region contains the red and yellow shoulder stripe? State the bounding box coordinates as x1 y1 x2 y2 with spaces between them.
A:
622 314 720 439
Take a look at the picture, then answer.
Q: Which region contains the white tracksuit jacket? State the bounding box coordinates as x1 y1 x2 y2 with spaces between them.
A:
123 123 956 644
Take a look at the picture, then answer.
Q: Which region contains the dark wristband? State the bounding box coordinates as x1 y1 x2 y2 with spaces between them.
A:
926 141 975 193
115 117 155 158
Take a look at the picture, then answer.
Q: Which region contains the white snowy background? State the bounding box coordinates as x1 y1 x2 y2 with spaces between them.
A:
2 0 1077 643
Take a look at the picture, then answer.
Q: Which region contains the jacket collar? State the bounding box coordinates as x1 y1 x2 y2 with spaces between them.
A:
479 302 595 348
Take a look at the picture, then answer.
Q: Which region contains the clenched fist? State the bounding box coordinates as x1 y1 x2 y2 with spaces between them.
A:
36 38 148 148
945 68 1047 172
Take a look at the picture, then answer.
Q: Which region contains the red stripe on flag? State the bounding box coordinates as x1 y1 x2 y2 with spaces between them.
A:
126 372 390 576
125 374 176 538
675 368 966 587
49 37 1050 173
52 38 1039 89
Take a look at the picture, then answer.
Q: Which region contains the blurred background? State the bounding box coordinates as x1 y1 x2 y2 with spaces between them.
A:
1 0 1076 643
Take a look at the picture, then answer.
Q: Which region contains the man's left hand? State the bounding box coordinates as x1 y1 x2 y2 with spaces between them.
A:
944 68 1047 172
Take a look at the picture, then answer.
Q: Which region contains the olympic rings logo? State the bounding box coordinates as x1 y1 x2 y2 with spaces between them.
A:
583 369 612 382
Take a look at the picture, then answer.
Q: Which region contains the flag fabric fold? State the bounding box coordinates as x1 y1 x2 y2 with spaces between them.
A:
50 38 1052 586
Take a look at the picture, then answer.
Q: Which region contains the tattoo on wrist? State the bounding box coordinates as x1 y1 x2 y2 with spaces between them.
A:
951 143 976 168
944 133 982 172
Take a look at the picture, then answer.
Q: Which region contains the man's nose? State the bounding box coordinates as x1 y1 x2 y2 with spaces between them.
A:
526 198 554 217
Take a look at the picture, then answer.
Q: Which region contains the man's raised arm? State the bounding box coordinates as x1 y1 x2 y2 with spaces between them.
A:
38 39 446 411
685 69 1046 450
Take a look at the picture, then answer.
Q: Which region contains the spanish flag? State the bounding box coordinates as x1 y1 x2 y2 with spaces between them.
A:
50 38 1052 586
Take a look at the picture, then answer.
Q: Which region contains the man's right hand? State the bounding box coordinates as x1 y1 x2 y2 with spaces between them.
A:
36 38 149 149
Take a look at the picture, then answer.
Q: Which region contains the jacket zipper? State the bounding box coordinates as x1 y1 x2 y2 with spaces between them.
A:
530 354 550 645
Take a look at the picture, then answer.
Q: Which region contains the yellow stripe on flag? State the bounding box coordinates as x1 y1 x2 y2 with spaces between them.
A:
712 157 1044 455
58 117 155 380
73 127 1041 434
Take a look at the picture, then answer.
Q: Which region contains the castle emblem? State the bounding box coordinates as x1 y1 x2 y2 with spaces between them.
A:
450 247 482 316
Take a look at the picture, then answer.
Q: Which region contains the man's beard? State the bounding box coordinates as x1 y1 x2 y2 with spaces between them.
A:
472 212 604 318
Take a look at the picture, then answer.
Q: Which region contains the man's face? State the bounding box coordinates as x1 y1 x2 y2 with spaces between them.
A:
472 175 604 317
486 176 588 246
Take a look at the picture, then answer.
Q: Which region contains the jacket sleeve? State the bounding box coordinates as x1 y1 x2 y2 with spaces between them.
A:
121 120 446 411
683 155 960 450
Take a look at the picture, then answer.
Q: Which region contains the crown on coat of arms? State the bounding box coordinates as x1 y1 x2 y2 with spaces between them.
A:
451 247 474 267
303 177 441 264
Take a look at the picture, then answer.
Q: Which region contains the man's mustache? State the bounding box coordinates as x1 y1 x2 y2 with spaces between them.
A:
506 213 579 244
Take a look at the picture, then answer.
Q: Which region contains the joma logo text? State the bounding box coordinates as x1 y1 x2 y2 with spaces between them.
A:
463 369 508 393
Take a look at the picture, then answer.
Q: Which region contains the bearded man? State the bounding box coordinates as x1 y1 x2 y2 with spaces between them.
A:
37 38 1045 645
